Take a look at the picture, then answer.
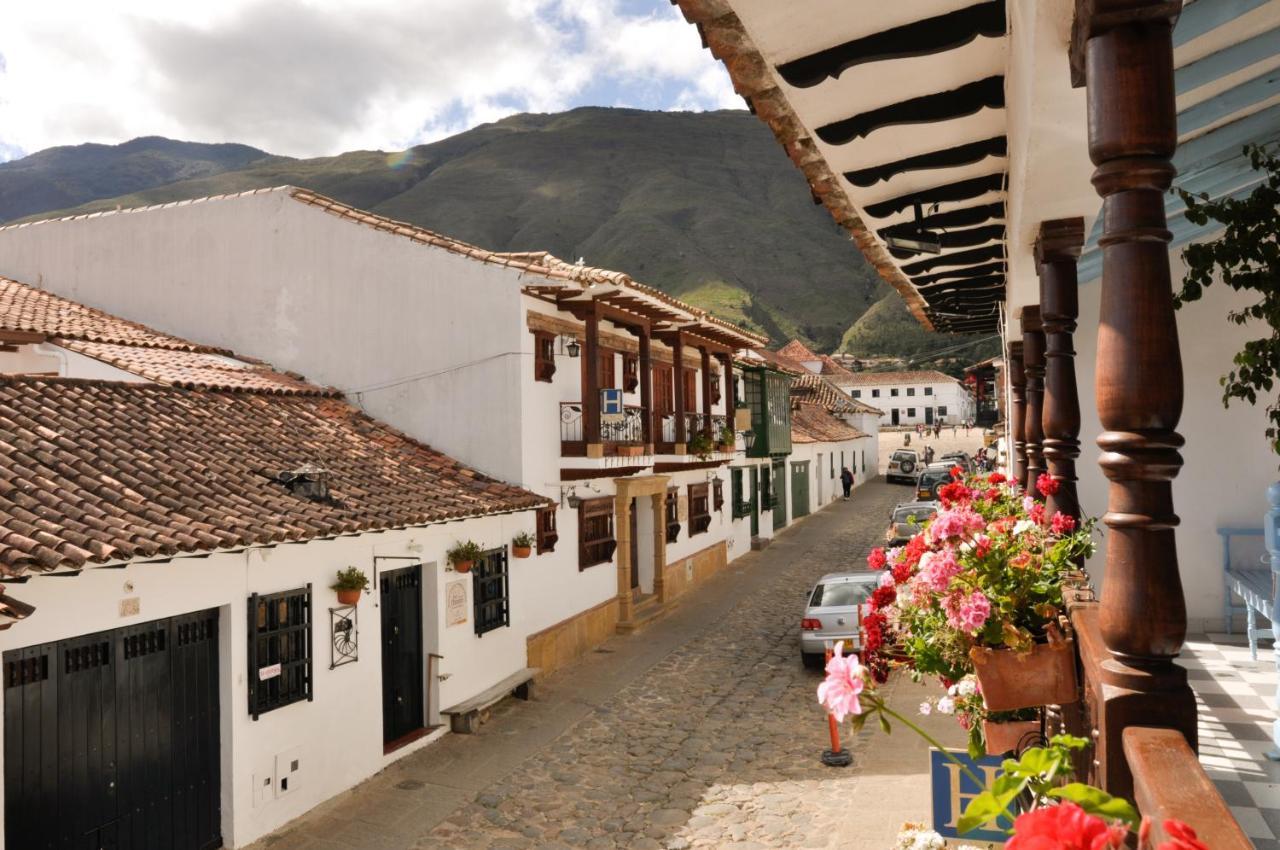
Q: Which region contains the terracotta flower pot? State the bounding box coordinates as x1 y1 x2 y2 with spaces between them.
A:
335 588 362 606
617 445 644 457
453 560 474 574
983 719 1041 755
970 637 1078 711
513 545 532 559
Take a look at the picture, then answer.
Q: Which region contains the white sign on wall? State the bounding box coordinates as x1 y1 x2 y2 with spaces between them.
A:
446 580 468 627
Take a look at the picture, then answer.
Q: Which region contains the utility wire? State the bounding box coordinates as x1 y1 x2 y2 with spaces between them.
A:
346 350 528 398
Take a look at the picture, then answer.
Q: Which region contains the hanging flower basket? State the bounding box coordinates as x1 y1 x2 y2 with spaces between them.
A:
970 635 1078 712
336 588 362 606
982 719 1041 755
453 560 474 574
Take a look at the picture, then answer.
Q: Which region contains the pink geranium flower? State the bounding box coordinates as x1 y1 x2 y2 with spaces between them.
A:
928 506 986 545
917 548 962 593
944 589 991 634
816 643 865 722
1050 512 1076 535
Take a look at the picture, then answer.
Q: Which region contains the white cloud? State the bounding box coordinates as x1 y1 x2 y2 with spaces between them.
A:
0 0 737 159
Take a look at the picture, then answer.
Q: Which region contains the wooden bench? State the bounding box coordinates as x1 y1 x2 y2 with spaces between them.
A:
441 667 539 734
1219 527 1271 659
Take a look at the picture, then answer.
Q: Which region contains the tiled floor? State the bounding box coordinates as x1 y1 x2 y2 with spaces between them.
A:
1186 634 1280 848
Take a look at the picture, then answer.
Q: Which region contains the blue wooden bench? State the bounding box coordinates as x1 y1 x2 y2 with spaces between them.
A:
1219 526 1271 660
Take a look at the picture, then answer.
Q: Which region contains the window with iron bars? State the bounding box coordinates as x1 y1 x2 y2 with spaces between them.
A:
473 548 510 636
248 585 312 719
665 487 681 543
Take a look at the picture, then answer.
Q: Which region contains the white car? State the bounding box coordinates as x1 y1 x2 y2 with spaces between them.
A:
887 449 921 484
800 571 883 669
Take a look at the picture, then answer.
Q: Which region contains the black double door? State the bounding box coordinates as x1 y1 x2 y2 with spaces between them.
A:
380 565 424 744
3 610 221 850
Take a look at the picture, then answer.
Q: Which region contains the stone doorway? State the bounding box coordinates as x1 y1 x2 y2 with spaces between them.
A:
614 474 670 631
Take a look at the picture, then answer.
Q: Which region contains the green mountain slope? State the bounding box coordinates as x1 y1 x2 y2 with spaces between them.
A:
842 294 1001 375
0 108 988 356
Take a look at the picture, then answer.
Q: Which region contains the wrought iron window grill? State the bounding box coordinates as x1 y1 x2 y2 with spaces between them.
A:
248 584 313 719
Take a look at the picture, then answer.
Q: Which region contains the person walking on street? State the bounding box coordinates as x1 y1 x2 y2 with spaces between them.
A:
840 466 854 500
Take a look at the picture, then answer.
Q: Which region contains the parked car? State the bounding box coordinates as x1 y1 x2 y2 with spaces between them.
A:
887 449 921 484
940 451 974 474
915 463 955 501
800 571 883 669
886 501 938 546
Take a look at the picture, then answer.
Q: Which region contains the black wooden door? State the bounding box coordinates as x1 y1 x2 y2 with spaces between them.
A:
629 498 639 592
381 565 424 744
3 610 221 850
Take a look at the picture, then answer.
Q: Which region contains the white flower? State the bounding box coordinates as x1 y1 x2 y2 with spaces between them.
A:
955 678 977 697
879 571 894 588
918 701 932 716
1013 519 1036 536
936 696 956 715
946 683 960 696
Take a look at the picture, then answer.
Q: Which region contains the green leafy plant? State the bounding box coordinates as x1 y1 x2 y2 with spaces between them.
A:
330 566 370 593
718 425 735 447
512 531 534 548
1177 142 1280 456
687 431 715 459
447 540 483 565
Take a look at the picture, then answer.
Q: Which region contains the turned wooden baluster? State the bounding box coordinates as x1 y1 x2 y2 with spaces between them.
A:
1021 306 1047 497
1077 0 1196 801
1037 219 1086 521
1008 342 1027 486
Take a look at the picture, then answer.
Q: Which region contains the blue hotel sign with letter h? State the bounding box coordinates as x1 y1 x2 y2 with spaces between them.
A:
930 749 1010 844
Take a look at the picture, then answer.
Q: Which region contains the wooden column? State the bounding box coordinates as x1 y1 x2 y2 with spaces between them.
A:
639 327 653 452
673 333 687 451
1037 218 1086 521
583 302 602 456
1008 341 1027 486
700 346 714 438
1076 0 1195 801
1021 306 1047 497
719 352 736 426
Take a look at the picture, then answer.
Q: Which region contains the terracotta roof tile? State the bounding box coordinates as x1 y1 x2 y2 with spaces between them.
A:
840 369 961 387
790 374 882 415
776 340 819 361
791 403 868 444
0 377 548 575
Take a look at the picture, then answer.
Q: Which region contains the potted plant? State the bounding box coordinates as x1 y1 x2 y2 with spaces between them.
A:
686 431 715 460
717 424 735 451
512 531 534 559
331 566 369 605
447 540 483 574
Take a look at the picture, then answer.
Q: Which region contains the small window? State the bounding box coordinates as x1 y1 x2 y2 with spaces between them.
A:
891 388 899 397
688 483 711 536
731 468 749 519
938 405 948 416
852 390 861 398
925 387 933 396
907 407 916 417
871 389 880 398
759 467 774 510
829 453 834 477
533 331 556 382
248 586 313 720
907 387 915 396
665 487 681 542
623 354 639 392
537 506 558 554
579 498 616 569
473 547 510 636
713 477 724 512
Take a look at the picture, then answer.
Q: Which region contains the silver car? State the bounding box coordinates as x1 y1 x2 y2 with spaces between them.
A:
886 500 938 546
800 571 883 669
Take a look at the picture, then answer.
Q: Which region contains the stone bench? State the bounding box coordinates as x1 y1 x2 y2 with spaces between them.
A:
442 667 539 734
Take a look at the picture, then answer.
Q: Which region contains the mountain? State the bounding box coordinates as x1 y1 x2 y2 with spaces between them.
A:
0 137 274 223
0 108 986 356
841 294 1001 376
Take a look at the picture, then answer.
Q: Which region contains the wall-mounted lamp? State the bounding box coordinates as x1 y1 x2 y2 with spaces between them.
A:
562 335 581 358
742 430 756 451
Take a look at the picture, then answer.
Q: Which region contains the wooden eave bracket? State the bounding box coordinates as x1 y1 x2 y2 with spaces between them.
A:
1034 218 1086 265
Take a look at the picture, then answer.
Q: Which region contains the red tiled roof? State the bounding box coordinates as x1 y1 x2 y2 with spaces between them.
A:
777 340 820 362
817 354 858 383
840 369 960 387
790 374 883 415
0 276 210 352
0 377 548 575
791 403 867 444
748 348 806 375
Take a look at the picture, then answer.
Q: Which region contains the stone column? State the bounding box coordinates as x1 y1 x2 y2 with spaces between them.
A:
1008 341 1027 486
614 494 633 624
1077 0 1196 801
1022 306 1047 497
651 491 668 602
1037 218 1086 521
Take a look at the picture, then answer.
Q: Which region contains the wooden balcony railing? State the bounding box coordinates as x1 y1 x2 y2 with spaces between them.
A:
560 402 647 457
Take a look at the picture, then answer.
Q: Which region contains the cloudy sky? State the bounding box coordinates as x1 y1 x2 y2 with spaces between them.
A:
0 0 739 162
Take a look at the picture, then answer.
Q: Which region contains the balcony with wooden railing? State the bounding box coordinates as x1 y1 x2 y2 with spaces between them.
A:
560 402 648 458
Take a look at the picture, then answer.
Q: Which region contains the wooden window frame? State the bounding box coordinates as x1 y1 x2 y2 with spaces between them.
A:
534 330 557 383
473 547 510 636
536 506 558 554
665 487 681 543
578 497 616 570
248 585 313 720
600 349 617 390
689 483 711 536
712 477 724 512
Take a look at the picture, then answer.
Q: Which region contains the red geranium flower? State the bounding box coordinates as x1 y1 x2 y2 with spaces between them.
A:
1029 502 1046 525
1006 803 1127 850
1037 473 1060 497
1050 512 1076 535
938 481 972 507
1157 819 1209 850
950 465 964 480
870 584 896 611
988 471 1007 484
867 547 887 570
891 560 913 584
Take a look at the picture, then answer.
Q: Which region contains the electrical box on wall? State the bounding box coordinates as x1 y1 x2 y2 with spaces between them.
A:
252 772 274 807
275 746 302 797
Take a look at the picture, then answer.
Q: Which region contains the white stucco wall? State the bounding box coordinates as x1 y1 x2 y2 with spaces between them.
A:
0 510 552 850
852 381 974 426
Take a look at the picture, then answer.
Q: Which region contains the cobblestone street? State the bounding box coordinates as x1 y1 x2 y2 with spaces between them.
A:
253 477 971 850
